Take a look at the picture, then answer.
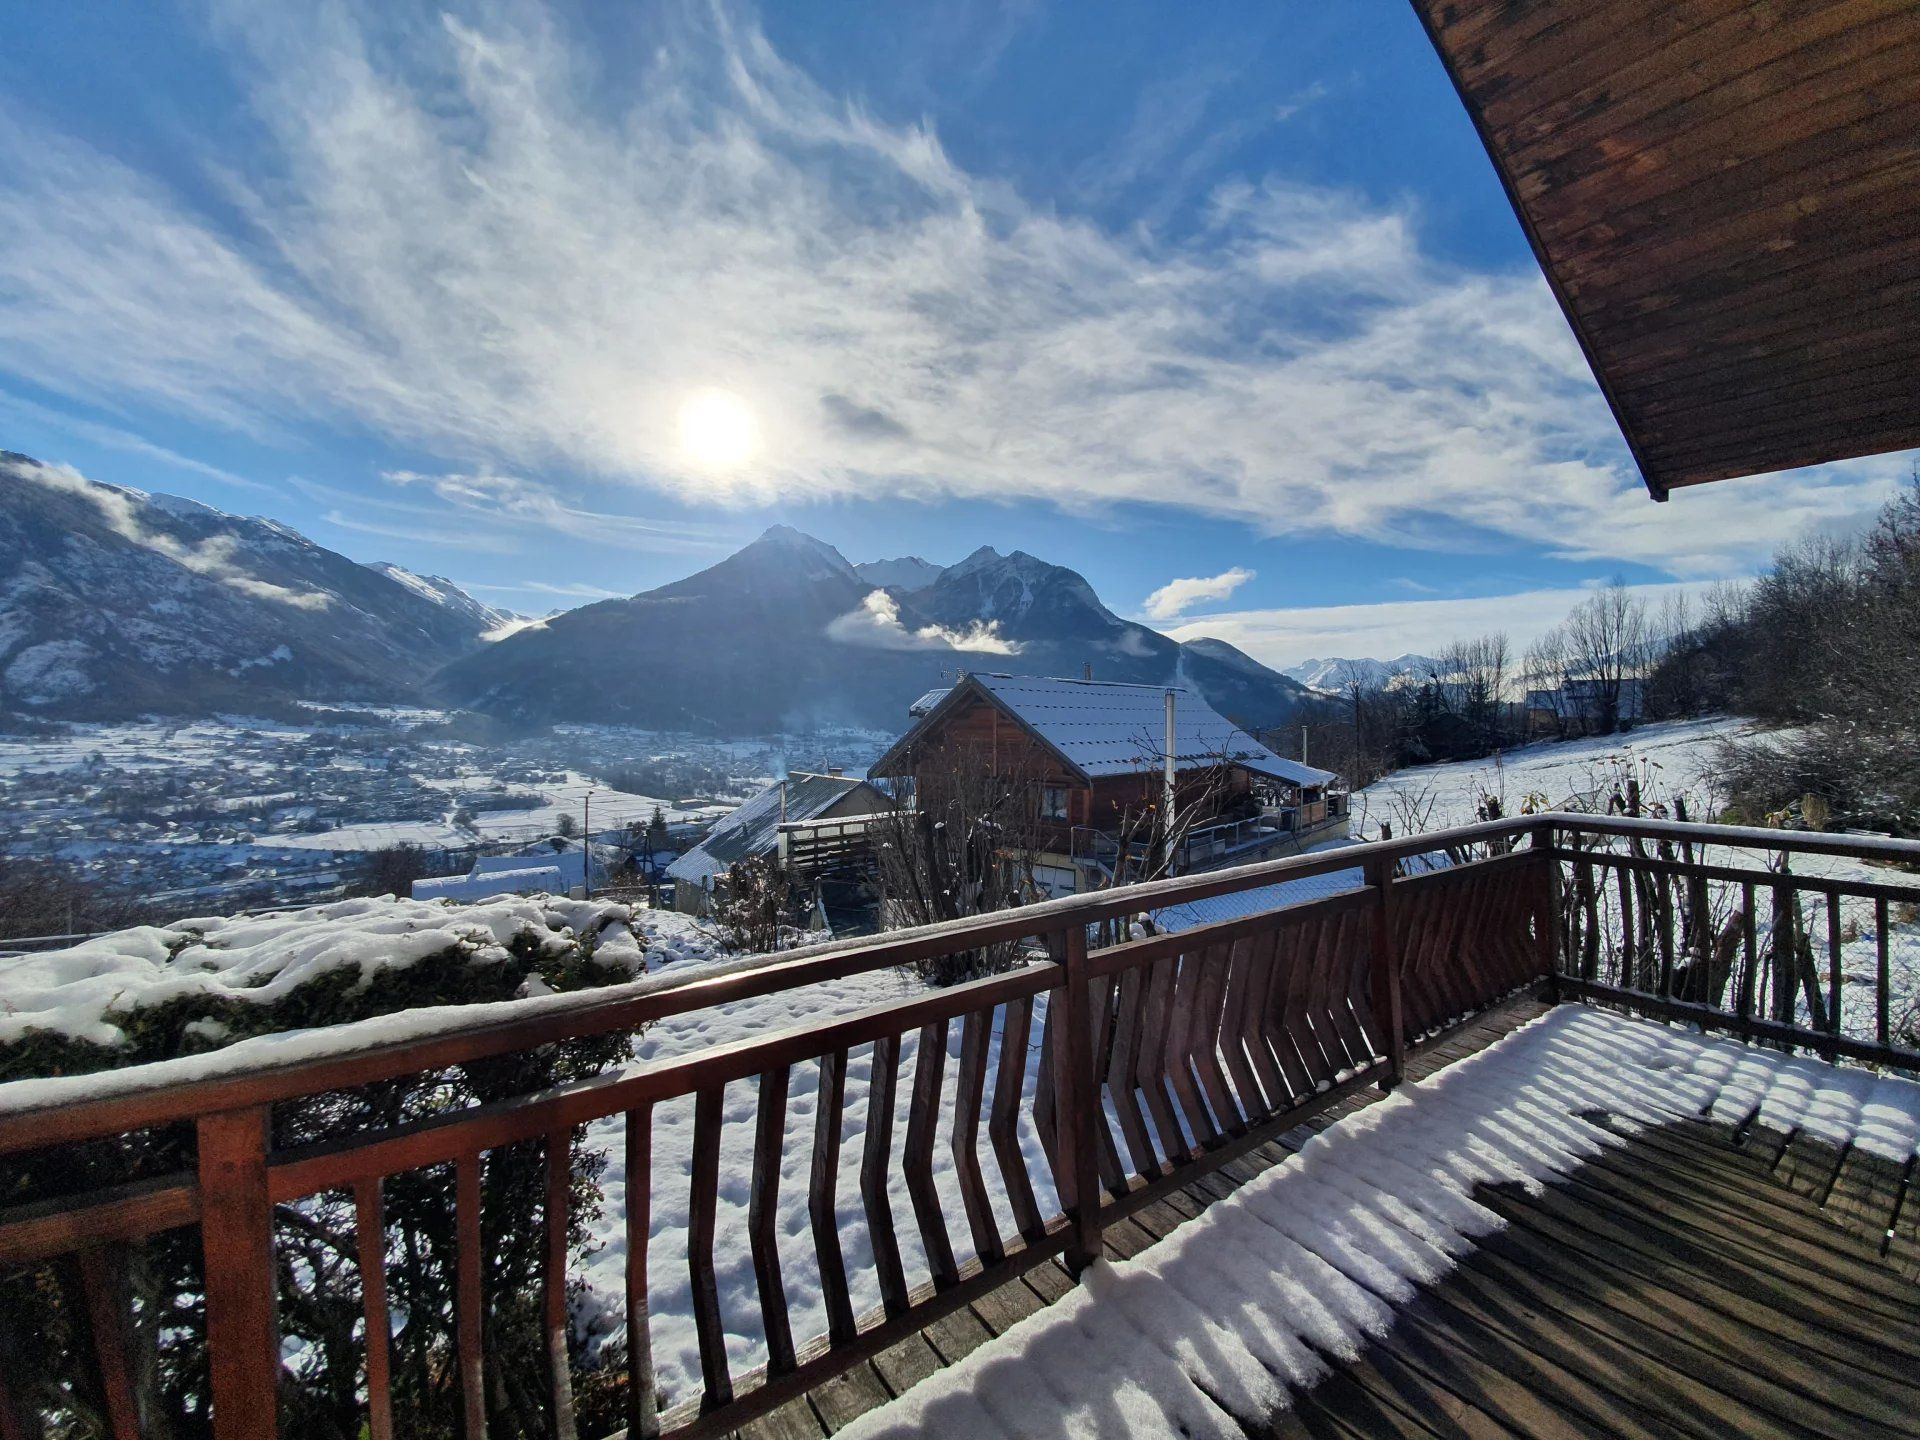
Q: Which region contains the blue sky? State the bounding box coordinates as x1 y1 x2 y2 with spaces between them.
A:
0 0 1908 665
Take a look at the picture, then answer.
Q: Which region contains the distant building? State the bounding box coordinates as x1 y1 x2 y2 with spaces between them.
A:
667 772 888 916
1524 675 1647 735
868 673 1346 897
412 836 610 903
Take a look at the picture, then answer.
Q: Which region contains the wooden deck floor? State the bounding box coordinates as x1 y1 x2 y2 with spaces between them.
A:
722 994 1920 1440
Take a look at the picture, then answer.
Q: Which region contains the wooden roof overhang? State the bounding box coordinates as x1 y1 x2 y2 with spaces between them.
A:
1408 0 1920 497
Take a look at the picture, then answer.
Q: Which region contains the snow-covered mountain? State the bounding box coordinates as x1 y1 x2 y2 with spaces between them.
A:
441 529 1318 732
364 562 519 637
1282 654 1442 692
0 451 507 717
852 556 945 592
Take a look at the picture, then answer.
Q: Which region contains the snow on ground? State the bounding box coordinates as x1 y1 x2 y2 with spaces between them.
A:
838 1005 1920 1440
266 820 476 852
1350 716 1753 839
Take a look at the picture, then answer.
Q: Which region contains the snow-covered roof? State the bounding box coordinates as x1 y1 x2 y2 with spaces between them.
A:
908 687 951 717
666 773 881 887
879 673 1337 787
412 866 566 902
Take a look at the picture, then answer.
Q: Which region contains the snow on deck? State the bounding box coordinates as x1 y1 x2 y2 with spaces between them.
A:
838 1006 1920 1440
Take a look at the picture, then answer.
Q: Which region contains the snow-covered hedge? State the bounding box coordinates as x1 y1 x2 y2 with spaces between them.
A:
0 893 698 1082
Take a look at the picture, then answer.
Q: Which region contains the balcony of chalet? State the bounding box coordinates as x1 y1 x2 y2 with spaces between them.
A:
4 811 1918 1440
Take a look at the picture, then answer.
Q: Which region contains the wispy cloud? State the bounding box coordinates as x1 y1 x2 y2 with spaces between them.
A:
1164 580 1727 669
0 2 1904 576
1142 566 1255 619
318 508 521 554
382 470 739 554
10 456 330 609
826 589 1019 654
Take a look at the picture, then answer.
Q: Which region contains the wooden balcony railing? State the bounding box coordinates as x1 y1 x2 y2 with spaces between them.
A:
1 813 1914 1439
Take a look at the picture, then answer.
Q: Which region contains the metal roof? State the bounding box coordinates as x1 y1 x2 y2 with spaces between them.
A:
666 773 881 887
1410 0 1920 496
873 673 1337 787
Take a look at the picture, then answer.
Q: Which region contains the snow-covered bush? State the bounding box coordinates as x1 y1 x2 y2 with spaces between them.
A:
0 893 699 1440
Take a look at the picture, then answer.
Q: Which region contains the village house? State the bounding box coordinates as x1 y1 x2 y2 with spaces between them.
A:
868 672 1347 897
666 770 888 917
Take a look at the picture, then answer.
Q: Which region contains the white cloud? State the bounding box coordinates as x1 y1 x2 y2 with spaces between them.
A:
12 457 331 609
826 589 1020 654
1165 579 1728 670
0 3 1906 576
1143 565 1254 619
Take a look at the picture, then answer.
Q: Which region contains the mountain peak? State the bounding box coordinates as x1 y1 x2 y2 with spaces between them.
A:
749 525 858 577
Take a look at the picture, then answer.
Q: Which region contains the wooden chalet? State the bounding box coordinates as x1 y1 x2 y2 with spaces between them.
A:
868 672 1347 893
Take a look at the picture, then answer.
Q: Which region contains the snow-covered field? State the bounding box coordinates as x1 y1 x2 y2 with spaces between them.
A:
1349 715 1751 838
839 1004 1920 1440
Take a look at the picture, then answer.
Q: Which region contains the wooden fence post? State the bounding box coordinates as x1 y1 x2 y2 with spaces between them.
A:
1056 926 1104 1273
196 1106 279 1440
1364 856 1405 1089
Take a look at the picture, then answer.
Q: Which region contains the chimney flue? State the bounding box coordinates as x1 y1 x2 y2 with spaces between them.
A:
1083 661 1093 682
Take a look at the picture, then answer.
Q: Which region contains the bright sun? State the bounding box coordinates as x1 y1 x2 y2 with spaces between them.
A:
677 388 760 469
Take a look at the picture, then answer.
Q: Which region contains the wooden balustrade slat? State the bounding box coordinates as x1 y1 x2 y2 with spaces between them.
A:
687 1087 732 1408
950 1008 1004 1266
1170 948 1224 1147
1364 861 1404 1084
1284 915 1338 1088
74 1246 141 1440
1238 927 1292 1111
804 1050 855 1347
455 1154 487 1439
1030 981 1058 1175
1216 933 1269 1126
988 993 1045 1244
1259 923 1314 1102
748 1067 797 1375
1876 899 1892 1049
1135 956 1191 1165
1305 908 1354 1071
861 1035 910 1318
1103 963 1158 1178
1827 900 1845 1049
197 1106 279 1440
1186 942 1243 1139
542 1129 579 1440
353 1179 395 1440
625 1105 660 1440
1086 974 1128 1197
1738 883 1759 1021
904 1022 959 1290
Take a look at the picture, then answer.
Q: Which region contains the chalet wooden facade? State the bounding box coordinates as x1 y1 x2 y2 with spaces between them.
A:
869 673 1347 894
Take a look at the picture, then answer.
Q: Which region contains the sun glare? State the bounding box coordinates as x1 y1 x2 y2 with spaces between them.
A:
678 388 760 470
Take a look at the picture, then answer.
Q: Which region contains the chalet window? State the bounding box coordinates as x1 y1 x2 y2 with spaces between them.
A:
1040 784 1070 820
